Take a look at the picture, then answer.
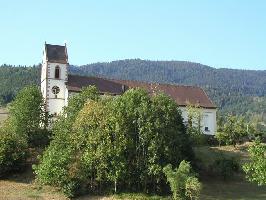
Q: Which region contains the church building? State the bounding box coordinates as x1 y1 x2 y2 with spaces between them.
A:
41 43 217 135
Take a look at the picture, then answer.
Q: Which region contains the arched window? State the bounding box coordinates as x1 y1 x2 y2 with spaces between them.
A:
55 66 60 79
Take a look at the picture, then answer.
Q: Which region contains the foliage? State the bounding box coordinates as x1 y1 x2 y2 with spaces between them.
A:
215 115 248 146
185 177 202 200
213 157 239 179
7 85 49 147
0 85 49 176
186 104 205 145
243 140 266 186
247 118 266 140
0 64 40 105
0 128 28 176
163 161 201 200
33 86 99 197
35 88 193 197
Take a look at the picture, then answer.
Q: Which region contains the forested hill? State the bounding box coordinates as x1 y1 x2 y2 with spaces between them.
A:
73 59 266 97
0 64 40 104
0 60 266 123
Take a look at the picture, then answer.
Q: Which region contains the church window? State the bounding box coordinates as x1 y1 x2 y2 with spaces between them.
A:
55 66 60 79
52 86 60 95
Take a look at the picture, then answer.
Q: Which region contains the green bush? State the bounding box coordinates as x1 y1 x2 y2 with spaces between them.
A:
34 86 100 197
163 161 201 200
185 177 202 200
28 129 51 148
0 85 51 177
215 115 247 146
35 88 194 197
0 131 28 176
213 157 239 179
243 140 266 186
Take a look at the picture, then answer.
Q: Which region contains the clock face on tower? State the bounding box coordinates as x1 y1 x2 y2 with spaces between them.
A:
52 86 60 95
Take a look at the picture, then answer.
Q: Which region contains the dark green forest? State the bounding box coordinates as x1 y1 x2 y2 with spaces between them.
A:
0 60 266 124
0 64 40 105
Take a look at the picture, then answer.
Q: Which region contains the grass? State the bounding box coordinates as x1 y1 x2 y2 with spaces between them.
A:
0 167 68 200
195 143 266 200
113 193 170 200
194 143 250 170
200 179 266 200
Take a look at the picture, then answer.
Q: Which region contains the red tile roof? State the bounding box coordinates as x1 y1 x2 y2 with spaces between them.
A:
67 75 126 95
67 75 216 109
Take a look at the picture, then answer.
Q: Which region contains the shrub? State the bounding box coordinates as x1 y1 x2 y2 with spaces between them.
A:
28 129 51 147
6 85 50 148
163 161 201 200
186 104 205 146
215 115 247 147
0 85 52 177
185 177 202 200
213 157 239 179
0 131 28 176
34 86 100 197
243 140 266 185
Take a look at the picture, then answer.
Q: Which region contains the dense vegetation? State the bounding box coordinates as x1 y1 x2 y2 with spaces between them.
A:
0 64 40 105
0 59 266 125
163 161 201 200
0 86 49 176
34 87 194 197
243 140 266 186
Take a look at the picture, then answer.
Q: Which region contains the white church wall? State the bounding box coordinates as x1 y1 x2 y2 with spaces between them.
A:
46 62 67 115
202 109 217 135
41 54 68 115
180 107 217 135
48 98 66 116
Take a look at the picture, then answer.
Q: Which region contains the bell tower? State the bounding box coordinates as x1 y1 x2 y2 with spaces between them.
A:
41 42 68 116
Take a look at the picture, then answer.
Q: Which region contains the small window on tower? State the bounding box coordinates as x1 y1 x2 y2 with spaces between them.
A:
55 66 60 79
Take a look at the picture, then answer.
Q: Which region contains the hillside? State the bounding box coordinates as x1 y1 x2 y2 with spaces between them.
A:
0 64 40 105
0 60 265 123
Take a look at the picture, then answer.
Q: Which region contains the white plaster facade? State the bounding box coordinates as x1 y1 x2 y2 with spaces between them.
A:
180 107 217 135
41 46 68 116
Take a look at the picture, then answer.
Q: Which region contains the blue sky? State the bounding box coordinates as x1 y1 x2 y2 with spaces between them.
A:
0 0 265 70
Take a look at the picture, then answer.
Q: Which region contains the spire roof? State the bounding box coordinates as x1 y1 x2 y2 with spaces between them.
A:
45 43 68 64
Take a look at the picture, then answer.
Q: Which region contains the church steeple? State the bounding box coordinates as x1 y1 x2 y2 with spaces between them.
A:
41 43 69 116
